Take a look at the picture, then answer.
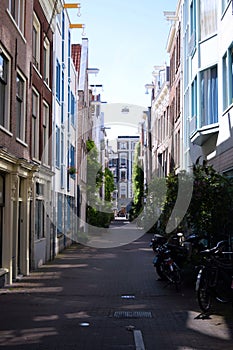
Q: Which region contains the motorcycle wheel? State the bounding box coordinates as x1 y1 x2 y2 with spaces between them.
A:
196 268 212 312
165 263 182 290
155 264 167 280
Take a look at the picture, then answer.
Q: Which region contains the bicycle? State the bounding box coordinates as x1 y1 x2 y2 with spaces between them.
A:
195 240 233 313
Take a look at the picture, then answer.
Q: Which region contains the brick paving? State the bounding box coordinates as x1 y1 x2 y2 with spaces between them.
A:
0 223 233 349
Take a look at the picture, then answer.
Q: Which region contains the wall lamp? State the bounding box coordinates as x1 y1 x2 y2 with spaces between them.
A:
69 23 86 36
87 68 100 76
64 3 81 16
145 83 154 94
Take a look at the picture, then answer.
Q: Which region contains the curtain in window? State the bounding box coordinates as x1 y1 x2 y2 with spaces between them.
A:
200 0 218 41
201 66 218 127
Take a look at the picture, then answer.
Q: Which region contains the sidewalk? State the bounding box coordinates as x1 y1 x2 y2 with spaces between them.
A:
0 231 233 349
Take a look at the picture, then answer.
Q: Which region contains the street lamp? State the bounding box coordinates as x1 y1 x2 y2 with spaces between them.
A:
144 83 154 95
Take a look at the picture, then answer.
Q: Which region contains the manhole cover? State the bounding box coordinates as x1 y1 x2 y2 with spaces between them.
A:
113 311 152 319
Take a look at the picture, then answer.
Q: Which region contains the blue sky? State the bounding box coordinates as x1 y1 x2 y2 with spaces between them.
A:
69 0 178 109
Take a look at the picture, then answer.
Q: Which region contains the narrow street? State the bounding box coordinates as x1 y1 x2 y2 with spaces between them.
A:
0 222 233 350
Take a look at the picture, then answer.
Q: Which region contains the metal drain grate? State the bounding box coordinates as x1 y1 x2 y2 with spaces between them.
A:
113 311 152 319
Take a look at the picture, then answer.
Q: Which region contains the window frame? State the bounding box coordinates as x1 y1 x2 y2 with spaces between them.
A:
200 65 218 127
42 100 49 165
32 88 40 160
16 70 26 142
32 12 41 71
43 36 50 86
8 0 25 35
0 48 11 132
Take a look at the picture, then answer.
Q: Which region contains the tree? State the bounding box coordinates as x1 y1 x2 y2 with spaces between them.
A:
104 167 115 202
130 142 144 220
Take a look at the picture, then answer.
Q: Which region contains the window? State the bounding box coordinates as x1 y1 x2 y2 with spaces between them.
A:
120 170 126 181
0 50 10 130
120 153 127 167
16 72 26 141
230 47 233 105
56 60 61 101
32 89 40 159
56 126 60 168
200 0 217 41
61 132 64 188
191 77 197 118
200 66 218 127
43 37 50 85
8 0 25 34
119 142 127 150
32 13 41 70
222 0 231 13
190 0 196 37
61 71 64 123
71 92 76 126
223 53 228 110
120 184 126 199
42 101 49 165
35 199 45 240
222 47 233 111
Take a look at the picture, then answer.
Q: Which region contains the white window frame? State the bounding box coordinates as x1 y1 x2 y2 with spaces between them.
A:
32 88 40 160
0 47 11 132
16 70 26 142
42 100 49 165
43 36 50 86
8 0 25 34
32 13 41 71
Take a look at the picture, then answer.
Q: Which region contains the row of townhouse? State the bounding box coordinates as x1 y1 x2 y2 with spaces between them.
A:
0 0 102 286
142 0 233 186
108 136 140 217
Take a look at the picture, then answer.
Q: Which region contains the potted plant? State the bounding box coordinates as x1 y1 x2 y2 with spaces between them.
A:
67 166 77 175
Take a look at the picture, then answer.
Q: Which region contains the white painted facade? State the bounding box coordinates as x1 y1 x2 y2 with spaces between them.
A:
182 0 233 174
52 7 78 254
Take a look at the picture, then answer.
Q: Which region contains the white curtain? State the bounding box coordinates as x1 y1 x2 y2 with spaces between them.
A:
200 0 218 41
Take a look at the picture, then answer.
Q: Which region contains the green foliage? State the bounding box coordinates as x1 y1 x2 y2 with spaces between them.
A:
86 140 114 228
147 163 233 246
86 139 103 204
130 142 144 220
104 167 115 202
87 201 114 228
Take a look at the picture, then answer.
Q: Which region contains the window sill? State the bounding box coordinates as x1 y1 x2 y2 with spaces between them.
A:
16 138 28 147
0 125 13 137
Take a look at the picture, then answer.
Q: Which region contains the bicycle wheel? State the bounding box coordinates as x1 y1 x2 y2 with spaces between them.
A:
196 267 212 312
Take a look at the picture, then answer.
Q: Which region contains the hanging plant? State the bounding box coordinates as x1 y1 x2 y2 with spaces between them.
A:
67 166 78 175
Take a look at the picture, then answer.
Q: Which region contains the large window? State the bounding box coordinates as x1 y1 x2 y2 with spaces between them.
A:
16 72 26 141
200 66 218 127
200 0 217 41
42 101 49 165
32 89 40 159
8 0 25 34
0 50 10 130
32 13 41 70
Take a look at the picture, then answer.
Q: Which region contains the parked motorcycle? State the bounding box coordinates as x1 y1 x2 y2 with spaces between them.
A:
152 232 207 287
